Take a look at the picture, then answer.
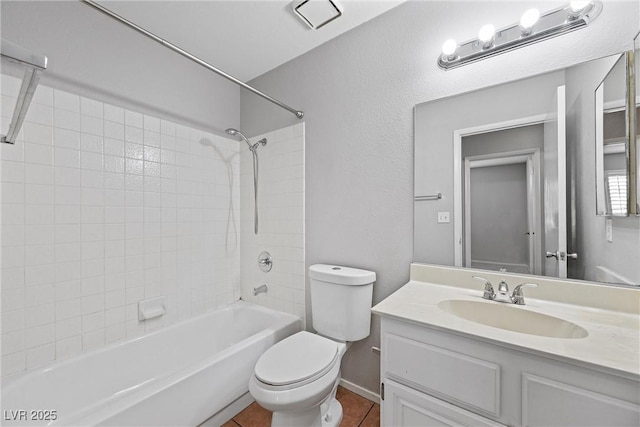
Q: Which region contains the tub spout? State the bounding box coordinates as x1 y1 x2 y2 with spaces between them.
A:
253 284 268 296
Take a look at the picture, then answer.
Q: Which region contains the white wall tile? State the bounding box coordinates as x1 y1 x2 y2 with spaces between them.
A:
54 90 80 113
25 164 54 185
1 160 24 182
81 133 103 154
104 105 124 124
2 77 242 376
54 128 81 150
124 110 143 128
143 115 160 133
1 351 25 376
25 304 54 328
54 109 80 132
26 225 53 246
2 310 25 333
24 143 53 165
26 323 54 348
23 122 53 145
81 97 103 119
240 123 305 323
55 336 82 359
81 115 103 137
26 104 53 126
2 331 25 355
0 138 24 162
26 343 55 369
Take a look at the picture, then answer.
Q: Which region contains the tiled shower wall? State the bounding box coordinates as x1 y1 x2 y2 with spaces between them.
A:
0 74 241 376
240 124 305 325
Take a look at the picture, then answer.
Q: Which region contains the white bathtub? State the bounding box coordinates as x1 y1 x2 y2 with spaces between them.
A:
1 301 300 426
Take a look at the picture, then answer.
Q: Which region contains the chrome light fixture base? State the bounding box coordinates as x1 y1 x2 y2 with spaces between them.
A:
437 1 602 70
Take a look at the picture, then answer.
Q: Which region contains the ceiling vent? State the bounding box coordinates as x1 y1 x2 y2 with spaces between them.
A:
291 0 342 30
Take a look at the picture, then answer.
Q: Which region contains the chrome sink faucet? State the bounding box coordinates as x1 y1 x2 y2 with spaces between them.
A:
472 276 538 305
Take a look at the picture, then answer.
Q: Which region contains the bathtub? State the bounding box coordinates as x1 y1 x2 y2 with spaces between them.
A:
1 301 300 426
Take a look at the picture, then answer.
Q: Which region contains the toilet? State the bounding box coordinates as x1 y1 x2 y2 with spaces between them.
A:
249 264 376 427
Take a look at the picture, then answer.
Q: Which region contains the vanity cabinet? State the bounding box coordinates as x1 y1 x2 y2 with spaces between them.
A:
380 318 640 427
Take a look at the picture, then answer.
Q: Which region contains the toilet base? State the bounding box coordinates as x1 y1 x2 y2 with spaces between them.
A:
270 396 343 427
321 398 343 427
269 374 343 427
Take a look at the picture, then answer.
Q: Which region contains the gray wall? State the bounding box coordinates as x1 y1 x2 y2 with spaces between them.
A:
1 1 239 134
566 57 640 285
240 1 638 394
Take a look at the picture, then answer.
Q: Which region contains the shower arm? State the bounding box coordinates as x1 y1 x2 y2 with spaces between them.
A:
79 0 304 120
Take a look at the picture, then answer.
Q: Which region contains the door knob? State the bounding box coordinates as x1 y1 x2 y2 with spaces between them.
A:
566 252 578 259
545 251 559 259
546 251 567 260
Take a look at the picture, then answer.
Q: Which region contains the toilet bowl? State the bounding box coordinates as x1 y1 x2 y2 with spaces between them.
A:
249 264 376 427
249 332 347 426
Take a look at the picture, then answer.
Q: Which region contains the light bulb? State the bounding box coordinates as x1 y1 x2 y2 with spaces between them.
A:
478 24 496 49
520 8 540 33
442 39 458 59
570 1 592 13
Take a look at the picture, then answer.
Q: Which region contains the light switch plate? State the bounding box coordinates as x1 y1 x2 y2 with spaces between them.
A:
438 212 450 223
606 218 613 242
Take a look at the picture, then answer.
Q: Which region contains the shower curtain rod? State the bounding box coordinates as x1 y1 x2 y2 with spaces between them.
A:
79 0 304 119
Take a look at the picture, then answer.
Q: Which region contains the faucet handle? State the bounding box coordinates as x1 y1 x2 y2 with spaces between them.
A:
511 283 538 305
472 276 495 300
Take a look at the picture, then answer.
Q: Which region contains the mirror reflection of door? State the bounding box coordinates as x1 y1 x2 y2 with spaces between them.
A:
460 86 567 278
462 126 543 275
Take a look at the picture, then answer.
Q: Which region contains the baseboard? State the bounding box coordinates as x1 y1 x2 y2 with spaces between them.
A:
339 378 380 404
198 392 254 427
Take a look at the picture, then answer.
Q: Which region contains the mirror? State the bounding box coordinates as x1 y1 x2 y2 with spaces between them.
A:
414 52 640 287
595 55 630 216
635 33 640 214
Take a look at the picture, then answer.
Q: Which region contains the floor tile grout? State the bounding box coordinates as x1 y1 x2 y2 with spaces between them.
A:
359 401 380 427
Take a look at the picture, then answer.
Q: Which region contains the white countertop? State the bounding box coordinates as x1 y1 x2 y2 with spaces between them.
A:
372 279 640 380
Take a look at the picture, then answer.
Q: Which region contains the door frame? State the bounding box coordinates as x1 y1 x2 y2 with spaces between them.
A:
464 150 542 274
453 113 548 267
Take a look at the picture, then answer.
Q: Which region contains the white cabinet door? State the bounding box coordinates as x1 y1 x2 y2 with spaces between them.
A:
522 374 640 426
383 380 504 427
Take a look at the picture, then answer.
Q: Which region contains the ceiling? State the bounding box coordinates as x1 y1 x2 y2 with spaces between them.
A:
96 0 406 81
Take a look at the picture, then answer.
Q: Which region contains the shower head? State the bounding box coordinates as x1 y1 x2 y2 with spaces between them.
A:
225 128 267 151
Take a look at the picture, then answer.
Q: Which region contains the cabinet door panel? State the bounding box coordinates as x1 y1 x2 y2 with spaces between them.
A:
522 373 640 426
385 333 500 415
383 380 504 427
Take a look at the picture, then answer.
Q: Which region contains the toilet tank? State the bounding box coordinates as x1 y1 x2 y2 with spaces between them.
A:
309 264 375 342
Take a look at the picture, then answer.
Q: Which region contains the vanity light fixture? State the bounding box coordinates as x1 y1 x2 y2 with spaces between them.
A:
519 9 540 36
478 24 496 49
442 39 458 60
438 1 602 70
569 1 593 18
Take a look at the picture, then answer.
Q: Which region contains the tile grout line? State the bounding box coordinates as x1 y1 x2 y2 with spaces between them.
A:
357 402 376 427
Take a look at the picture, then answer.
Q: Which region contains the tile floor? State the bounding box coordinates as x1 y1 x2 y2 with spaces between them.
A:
223 386 380 427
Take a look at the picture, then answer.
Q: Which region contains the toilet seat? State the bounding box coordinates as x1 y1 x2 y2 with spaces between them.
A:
254 331 339 390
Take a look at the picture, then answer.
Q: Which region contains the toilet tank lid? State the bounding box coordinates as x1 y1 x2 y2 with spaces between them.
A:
309 264 376 286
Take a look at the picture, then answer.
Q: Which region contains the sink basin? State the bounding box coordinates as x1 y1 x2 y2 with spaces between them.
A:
437 300 588 339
